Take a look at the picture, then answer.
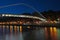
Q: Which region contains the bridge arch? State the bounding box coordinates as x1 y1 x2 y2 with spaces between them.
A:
0 3 45 18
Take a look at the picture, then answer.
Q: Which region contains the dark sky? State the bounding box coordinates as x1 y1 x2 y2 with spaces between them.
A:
0 0 60 14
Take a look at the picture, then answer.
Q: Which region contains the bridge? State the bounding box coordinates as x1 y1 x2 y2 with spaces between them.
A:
0 3 47 32
0 14 46 32
0 14 59 26
0 14 46 25
0 14 60 32
0 3 47 25
0 3 60 32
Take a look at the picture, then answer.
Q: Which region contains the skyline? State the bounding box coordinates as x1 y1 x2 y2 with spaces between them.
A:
0 0 60 14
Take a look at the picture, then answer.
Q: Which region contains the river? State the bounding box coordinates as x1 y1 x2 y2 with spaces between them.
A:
0 26 60 40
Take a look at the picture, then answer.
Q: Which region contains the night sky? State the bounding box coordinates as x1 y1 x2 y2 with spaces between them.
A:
0 0 60 14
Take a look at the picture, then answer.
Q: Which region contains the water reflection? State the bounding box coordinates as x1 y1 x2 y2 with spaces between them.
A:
0 26 60 40
45 27 57 40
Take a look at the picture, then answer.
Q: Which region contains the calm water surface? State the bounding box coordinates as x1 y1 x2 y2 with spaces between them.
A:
0 26 60 40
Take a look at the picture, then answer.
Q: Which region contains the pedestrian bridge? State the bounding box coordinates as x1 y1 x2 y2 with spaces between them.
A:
1 14 46 21
0 14 46 25
0 14 59 32
0 14 59 26
0 14 47 32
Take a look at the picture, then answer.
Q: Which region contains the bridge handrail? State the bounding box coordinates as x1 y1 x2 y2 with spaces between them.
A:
1 14 46 21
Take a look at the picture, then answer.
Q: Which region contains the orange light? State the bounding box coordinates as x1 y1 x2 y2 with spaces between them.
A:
20 21 23 24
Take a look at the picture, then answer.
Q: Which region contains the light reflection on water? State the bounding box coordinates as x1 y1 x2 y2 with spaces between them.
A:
0 26 60 40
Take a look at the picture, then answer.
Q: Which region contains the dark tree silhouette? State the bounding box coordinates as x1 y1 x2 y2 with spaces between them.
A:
42 10 60 20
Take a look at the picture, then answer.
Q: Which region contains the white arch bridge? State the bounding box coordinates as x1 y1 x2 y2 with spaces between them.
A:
0 3 60 32
0 3 47 25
